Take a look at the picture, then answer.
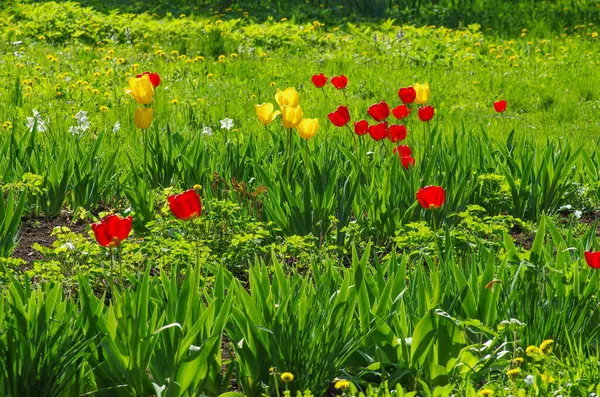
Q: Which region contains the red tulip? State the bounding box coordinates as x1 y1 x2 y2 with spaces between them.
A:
393 145 415 169
416 186 445 209
368 122 388 141
418 105 434 122
331 75 348 90
311 73 328 88
494 100 507 113
584 251 600 269
398 87 416 104
354 120 369 135
368 100 390 122
168 189 202 221
328 105 351 127
91 214 132 248
392 105 411 120
388 124 407 143
137 72 161 87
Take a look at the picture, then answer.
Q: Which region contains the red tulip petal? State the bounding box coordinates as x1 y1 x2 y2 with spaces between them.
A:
116 216 133 240
392 105 410 120
354 120 369 135
416 186 445 209
418 106 435 122
398 87 416 104
388 125 407 142
585 251 600 269
368 122 388 141
91 222 111 247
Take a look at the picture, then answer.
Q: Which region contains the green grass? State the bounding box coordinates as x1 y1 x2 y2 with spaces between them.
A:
1 1 600 396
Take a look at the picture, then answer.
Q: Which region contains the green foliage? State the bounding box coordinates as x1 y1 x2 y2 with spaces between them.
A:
0 191 26 257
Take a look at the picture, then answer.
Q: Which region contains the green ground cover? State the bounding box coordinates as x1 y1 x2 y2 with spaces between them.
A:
1 1 600 396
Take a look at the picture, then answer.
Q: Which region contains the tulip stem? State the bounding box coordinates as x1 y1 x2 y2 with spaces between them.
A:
287 128 293 182
303 139 311 178
109 247 115 274
194 220 205 292
143 128 148 178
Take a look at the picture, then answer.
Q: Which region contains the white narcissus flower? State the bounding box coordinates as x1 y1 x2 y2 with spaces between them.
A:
220 118 234 130
27 109 47 132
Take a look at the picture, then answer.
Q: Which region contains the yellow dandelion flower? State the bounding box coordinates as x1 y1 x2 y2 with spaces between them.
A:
539 339 553 354
92 89 100 95
540 374 555 383
270 82 276 87
280 372 294 383
99 106 108 112
478 389 494 396
107 49 115 55
193 184 202 191
230 53 238 58
2 121 13 129
116 58 125 65
170 50 179 55
513 357 524 365
207 73 214 79
218 55 226 62
526 345 540 355
334 380 351 390
170 99 179 105
506 368 521 378
178 55 187 61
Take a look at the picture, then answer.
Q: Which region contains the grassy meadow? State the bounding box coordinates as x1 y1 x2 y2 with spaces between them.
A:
1 0 600 396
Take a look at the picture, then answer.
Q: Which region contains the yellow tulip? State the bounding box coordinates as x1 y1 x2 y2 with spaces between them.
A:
413 82 430 105
255 103 280 125
281 105 303 129
297 118 319 140
275 87 299 108
134 107 153 129
128 74 154 105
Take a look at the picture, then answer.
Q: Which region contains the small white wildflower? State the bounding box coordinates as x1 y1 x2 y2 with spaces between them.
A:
573 210 582 219
220 118 234 130
202 126 213 136
112 121 121 133
524 375 534 386
75 110 88 121
27 110 47 132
